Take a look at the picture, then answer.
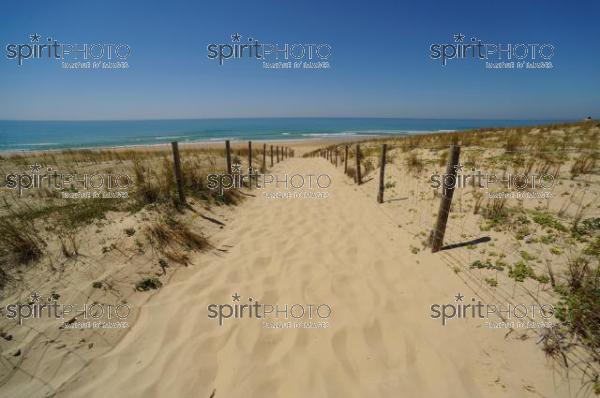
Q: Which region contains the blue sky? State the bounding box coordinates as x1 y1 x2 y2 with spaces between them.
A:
0 0 598 120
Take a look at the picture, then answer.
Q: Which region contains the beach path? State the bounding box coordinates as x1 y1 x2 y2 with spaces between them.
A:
57 156 571 398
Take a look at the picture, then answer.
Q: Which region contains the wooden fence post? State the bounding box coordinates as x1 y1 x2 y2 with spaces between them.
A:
225 140 232 175
248 141 252 170
377 144 387 203
355 144 362 184
171 141 186 204
276 146 280 162
262 143 266 171
431 145 461 253
270 145 274 167
335 148 338 167
248 141 253 189
344 145 349 174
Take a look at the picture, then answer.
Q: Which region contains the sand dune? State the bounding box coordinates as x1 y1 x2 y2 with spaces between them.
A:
52 156 574 398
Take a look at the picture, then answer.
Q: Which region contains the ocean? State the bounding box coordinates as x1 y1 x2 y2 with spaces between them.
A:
0 118 564 152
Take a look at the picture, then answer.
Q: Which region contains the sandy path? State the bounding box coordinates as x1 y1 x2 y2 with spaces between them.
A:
57 157 572 398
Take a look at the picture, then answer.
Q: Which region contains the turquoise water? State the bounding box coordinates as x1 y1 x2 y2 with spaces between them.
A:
0 118 564 152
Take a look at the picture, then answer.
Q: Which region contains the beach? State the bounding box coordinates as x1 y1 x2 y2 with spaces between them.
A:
51 156 574 398
0 122 598 397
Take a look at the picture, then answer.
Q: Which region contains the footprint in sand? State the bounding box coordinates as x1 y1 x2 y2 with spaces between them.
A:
332 330 356 378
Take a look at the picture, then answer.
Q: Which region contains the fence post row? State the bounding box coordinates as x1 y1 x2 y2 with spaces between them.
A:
431 144 461 253
377 144 387 203
355 144 362 185
171 141 186 205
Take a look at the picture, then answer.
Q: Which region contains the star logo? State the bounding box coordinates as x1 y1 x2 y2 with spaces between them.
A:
232 292 241 302
30 292 41 302
30 163 42 173
453 33 465 43
454 292 464 302
30 33 41 43
453 163 464 173
231 33 241 42
232 162 242 174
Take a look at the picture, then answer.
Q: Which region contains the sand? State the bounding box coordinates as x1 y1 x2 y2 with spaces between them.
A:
40 155 576 398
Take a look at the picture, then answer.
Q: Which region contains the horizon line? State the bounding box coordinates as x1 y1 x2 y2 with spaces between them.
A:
0 116 577 123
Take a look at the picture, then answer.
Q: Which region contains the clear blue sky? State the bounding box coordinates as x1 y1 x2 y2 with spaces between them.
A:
0 0 598 120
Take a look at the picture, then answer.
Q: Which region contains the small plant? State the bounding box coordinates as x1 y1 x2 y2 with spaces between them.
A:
553 256 600 366
472 191 484 215
470 260 504 271
572 217 600 240
550 247 562 255
479 223 492 232
59 234 79 258
482 198 509 226
159 258 169 274
406 152 424 174
584 236 600 258
570 153 596 178
532 212 567 232
520 250 536 261
147 216 209 264
135 277 163 292
508 261 535 282
0 218 45 264
92 281 103 289
515 226 530 240
540 234 556 244
125 228 136 236
485 277 498 287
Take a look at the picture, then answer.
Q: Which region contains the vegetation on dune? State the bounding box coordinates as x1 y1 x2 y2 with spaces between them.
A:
305 121 599 385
